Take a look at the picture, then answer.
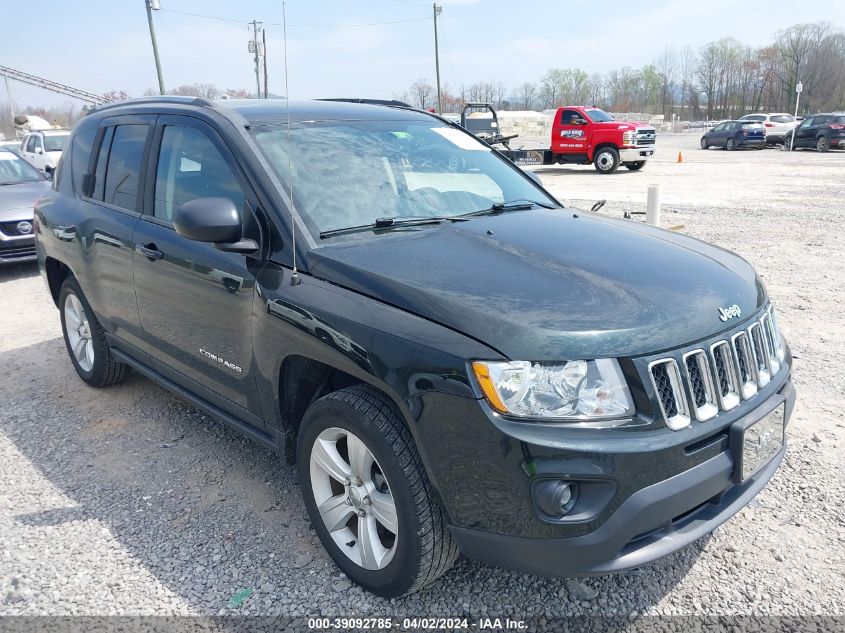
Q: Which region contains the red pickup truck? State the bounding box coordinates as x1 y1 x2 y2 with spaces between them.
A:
501 106 657 174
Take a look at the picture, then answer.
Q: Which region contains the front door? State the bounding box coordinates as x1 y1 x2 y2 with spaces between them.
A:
554 108 590 156
132 115 265 421
794 117 816 147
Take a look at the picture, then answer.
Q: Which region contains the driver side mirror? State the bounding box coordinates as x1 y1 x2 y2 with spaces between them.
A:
35 147 43 155
174 197 258 254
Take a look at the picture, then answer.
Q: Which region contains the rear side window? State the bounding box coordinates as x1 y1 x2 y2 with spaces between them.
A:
70 129 97 196
102 125 149 211
770 115 794 123
834 116 845 124
153 125 245 222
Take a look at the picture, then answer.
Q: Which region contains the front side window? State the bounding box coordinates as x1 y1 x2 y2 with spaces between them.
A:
252 119 556 236
102 125 148 210
0 151 46 185
153 125 246 222
560 109 585 125
26 136 37 152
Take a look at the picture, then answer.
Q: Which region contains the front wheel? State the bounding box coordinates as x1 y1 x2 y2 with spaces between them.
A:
782 135 793 151
593 147 620 173
297 385 458 597
817 136 829 152
700 137 709 149
726 137 737 151
624 161 646 171
59 277 129 387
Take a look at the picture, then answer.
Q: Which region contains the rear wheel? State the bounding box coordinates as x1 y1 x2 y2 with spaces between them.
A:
59 277 129 387
624 161 646 171
817 136 829 152
726 137 737 151
593 147 619 173
700 137 708 149
297 385 458 597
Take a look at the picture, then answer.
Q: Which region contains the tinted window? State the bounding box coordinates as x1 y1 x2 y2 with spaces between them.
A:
814 115 831 125
70 129 97 196
770 114 794 123
834 116 845 124
93 127 114 201
103 125 148 210
743 115 765 122
153 125 245 222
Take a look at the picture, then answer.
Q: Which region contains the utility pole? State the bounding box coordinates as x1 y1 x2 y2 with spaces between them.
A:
145 0 166 95
433 3 442 113
249 20 263 98
262 28 269 99
3 75 15 123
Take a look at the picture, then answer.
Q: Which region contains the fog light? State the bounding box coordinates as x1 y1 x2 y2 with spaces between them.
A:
534 480 578 518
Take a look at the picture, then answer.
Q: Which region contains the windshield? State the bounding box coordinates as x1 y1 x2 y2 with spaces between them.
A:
43 133 69 152
586 108 614 123
0 151 46 184
251 119 557 236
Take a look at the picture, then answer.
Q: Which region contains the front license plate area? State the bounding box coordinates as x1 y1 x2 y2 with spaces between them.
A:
731 404 785 483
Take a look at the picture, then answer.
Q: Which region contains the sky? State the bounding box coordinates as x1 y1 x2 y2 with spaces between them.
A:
4 0 845 111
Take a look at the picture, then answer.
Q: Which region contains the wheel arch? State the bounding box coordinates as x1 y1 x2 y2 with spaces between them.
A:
45 256 74 307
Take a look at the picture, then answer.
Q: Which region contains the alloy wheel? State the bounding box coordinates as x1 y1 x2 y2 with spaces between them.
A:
64 293 94 372
817 137 828 152
310 427 398 570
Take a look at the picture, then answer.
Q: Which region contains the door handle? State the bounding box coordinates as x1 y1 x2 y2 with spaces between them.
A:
136 243 164 260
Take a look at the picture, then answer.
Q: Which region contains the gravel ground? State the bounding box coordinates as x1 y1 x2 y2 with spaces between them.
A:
1 134 844 620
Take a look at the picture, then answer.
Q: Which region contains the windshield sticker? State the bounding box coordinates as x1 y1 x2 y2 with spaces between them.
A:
430 127 490 151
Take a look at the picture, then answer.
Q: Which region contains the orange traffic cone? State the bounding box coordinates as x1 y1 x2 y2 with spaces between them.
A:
677 151 683 163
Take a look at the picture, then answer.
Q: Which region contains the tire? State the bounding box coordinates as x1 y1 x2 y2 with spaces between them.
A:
782 135 793 151
593 147 619 173
624 161 646 171
816 136 829 153
297 385 458 597
726 137 737 151
700 137 708 149
59 277 129 387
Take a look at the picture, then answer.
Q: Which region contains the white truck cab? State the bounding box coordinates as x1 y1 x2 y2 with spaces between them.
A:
19 129 70 174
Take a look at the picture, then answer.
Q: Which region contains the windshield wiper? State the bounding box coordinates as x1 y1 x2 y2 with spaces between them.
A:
319 215 469 239
461 198 558 218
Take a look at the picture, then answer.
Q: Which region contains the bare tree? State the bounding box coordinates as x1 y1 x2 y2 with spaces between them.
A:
516 82 537 110
409 78 435 110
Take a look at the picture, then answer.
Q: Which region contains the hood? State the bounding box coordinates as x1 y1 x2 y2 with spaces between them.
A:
594 121 653 132
0 181 51 221
308 210 766 360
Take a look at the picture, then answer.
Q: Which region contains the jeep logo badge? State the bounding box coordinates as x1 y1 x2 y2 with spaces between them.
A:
718 304 742 322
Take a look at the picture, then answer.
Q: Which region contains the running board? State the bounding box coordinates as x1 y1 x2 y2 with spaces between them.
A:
110 348 278 451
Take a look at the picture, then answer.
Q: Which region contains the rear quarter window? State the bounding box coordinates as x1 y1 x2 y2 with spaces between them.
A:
70 129 97 196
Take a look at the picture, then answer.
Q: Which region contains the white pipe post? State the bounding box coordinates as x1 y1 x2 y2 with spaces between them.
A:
646 184 661 226
790 81 802 151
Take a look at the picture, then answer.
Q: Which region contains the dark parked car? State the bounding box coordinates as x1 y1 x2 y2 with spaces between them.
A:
701 120 766 150
783 113 845 152
36 97 794 597
0 147 52 264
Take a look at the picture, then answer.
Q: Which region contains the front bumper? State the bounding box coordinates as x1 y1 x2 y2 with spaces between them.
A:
448 377 793 576
0 235 36 264
619 147 654 162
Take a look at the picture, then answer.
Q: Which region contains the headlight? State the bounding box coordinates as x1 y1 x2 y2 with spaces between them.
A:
471 359 634 421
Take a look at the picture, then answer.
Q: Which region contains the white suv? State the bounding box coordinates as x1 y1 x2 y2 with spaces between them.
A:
19 129 70 174
740 113 796 145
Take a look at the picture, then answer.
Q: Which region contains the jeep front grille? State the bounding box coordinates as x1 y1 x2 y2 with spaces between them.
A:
648 308 786 430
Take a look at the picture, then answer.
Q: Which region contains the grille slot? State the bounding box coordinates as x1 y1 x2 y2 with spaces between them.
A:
710 341 740 411
649 359 690 430
731 331 758 400
761 313 781 376
682 350 718 421
748 322 771 388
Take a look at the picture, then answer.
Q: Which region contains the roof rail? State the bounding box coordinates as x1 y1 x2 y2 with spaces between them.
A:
87 96 214 116
318 98 412 108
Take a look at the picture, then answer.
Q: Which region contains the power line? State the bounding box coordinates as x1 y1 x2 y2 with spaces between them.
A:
158 7 429 28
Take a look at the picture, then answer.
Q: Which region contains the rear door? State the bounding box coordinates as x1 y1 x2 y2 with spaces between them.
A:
133 114 266 423
70 116 153 355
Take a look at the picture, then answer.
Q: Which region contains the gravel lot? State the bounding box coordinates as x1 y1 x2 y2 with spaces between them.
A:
1 133 844 620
